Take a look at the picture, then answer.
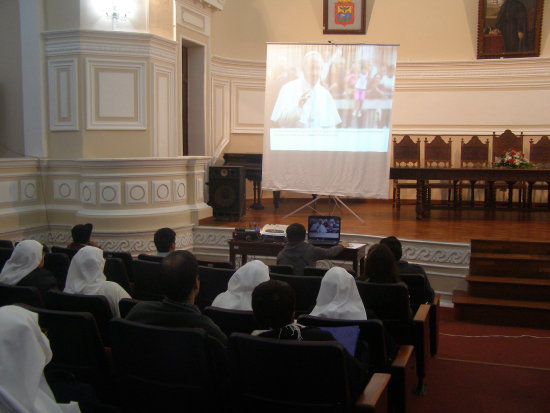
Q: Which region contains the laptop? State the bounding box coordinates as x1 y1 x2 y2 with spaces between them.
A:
307 216 341 246
319 325 360 356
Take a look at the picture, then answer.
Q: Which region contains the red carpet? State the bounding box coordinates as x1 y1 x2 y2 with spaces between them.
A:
408 307 550 412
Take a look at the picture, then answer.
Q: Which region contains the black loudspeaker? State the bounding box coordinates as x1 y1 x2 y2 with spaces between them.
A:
208 166 246 219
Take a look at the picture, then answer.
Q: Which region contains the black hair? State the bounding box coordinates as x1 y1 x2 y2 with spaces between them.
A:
362 244 399 283
286 223 306 243
380 236 403 261
252 280 296 329
154 227 176 253
159 250 198 302
71 223 93 244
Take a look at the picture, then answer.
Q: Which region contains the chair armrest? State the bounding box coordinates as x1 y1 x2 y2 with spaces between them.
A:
429 294 441 356
412 304 431 393
355 373 390 413
390 345 415 413
391 344 414 370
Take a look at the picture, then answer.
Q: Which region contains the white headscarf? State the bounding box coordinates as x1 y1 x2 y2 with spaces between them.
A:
0 240 43 285
0 305 80 413
211 260 270 311
310 267 367 320
64 246 106 295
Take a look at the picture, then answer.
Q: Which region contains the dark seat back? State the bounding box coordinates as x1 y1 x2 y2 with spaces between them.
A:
0 284 43 307
303 266 356 277
24 305 113 395
137 253 163 263
203 306 258 336
104 257 132 294
269 273 322 316
399 273 428 310
51 246 79 260
0 240 14 249
0 247 14 271
44 290 113 345
196 266 235 310
197 259 235 269
119 297 140 318
44 252 70 290
228 333 352 413
268 264 294 275
132 260 164 301
103 250 134 282
110 319 218 412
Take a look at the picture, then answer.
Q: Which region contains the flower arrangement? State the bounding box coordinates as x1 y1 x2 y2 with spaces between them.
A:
492 148 533 169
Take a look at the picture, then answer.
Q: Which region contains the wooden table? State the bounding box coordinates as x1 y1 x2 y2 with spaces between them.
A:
228 240 367 275
390 167 550 219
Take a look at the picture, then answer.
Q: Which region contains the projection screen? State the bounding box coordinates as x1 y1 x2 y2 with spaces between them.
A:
262 43 398 198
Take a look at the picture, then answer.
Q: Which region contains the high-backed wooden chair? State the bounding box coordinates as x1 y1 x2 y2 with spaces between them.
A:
392 135 422 208
528 136 550 208
459 136 490 207
424 135 453 207
491 130 525 207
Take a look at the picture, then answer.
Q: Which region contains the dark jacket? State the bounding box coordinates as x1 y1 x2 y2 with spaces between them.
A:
397 260 435 303
17 267 59 295
277 241 345 275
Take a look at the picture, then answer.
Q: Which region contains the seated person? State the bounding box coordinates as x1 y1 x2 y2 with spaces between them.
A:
211 260 269 311
63 246 130 317
380 236 435 302
0 239 58 295
125 250 227 346
154 227 176 257
67 224 101 250
0 305 80 413
251 280 368 401
309 266 367 320
277 223 344 276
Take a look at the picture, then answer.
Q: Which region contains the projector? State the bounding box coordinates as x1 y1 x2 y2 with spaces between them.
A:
232 227 260 241
260 224 288 242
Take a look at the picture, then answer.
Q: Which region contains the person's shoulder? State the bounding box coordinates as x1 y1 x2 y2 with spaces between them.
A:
398 261 426 276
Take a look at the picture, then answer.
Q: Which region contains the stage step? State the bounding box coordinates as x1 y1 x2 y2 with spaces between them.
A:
453 290 550 329
469 253 550 279
467 275 550 301
470 239 550 255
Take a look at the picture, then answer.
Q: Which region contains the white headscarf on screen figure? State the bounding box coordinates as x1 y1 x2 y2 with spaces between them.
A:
211 260 270 311
0 305 81 413
64 246 130 317
0 240 43 285
310 266 367 320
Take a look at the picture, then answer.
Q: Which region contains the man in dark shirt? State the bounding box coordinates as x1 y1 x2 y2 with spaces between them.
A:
380 236 435 303
126 250 227 346
277 223 344 275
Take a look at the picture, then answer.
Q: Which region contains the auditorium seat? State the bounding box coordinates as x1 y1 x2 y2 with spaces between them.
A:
0 247 13 270
303 266 356 277
110 319 224 412
268 264 295 275
132 259 164 301
228 332 390 413
103 250 135 282
137 253 163 263
25 305 115 401
197 259 235 269
45 290 114 346
44 252 70 290
0 284 44 307
119 297 140 318
51 245 79 260
196 266 235 310
203 306 258 336
298 315 415 413
0 240 14 249
104 257 133 294
269 273 322 316
356 281 432 394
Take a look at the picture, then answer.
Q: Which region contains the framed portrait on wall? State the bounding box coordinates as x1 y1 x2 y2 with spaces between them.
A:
323 0 366 35
477 0 544 59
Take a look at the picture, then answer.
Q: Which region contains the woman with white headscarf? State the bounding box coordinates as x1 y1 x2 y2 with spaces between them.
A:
0 240 58 294
64 246 130 317
211 260 270 311
0 305 81 413
310 266 367 320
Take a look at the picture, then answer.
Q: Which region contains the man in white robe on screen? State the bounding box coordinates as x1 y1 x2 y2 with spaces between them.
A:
271 51 342 128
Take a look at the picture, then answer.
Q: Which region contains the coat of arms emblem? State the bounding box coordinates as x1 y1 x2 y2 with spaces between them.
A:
334 0 355 26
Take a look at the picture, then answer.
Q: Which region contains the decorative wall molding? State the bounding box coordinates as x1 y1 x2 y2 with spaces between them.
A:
176 1 211 36
80 182 96 205
20 180 37 202
152 180 171 203
211 56 266 80
99 182 121 205
47 58 78 131
211 78 231 160
196 177 204 202
43 30 177 65
152 62 177 156
125 181 148 204
0 181 19 203
173 179 187 201
231 81 265 134
85 58 146 130
53 179 78 201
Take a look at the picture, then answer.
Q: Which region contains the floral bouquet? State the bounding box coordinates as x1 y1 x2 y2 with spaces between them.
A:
492 148 533 169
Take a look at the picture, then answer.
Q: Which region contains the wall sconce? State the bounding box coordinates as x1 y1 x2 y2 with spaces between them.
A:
105 4 129 30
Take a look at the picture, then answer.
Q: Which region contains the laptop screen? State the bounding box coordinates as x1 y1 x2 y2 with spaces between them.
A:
307 216 341 246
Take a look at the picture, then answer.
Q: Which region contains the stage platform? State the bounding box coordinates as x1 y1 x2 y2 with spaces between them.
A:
194 198 550 305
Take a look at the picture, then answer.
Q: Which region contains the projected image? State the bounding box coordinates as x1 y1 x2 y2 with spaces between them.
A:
266 44 397 152
262 43 398 198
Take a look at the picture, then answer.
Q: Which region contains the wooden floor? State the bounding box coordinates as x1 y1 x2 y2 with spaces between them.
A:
199 198 550 243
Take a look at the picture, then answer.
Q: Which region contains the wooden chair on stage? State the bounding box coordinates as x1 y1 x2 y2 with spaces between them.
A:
459 136 490 207
491 130 525 208
528 136 550 208
424 135 453 208
392 135 422 208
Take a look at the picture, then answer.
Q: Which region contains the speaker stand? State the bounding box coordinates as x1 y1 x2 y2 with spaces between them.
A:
282 195 364 223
